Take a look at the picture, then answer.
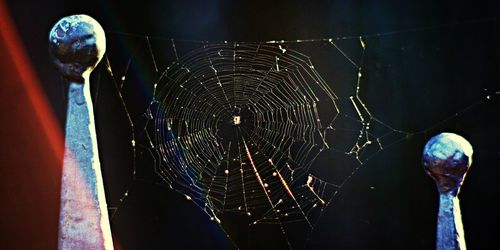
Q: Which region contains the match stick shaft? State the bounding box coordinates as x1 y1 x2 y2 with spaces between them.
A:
59 80 113 250
436 193 466 250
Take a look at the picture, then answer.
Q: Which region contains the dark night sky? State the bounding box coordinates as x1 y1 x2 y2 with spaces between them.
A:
3 0 500 249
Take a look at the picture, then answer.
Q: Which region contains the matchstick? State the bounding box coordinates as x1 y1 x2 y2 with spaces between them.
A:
49 14 113 250
423 132 473 250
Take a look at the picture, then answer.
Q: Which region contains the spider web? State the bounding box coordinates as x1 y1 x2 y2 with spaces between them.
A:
98 21 499 249
150 41 376 222
106 37 406 248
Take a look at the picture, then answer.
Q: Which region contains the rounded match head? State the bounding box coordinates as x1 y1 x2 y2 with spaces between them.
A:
49 14 106 82
422 132 473 195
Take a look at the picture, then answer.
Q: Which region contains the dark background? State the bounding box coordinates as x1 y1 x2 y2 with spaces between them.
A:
2 0 499 249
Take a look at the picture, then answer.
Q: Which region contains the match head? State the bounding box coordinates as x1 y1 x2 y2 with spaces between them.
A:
422 132 473 195
49 15 106 82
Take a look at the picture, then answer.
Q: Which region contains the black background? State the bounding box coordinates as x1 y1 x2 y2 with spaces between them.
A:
4 0 500 249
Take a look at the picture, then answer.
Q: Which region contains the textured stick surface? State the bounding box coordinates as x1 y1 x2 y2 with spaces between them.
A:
436 193 466 250
50 15 113 250
422 132 473 250
59 81 113 249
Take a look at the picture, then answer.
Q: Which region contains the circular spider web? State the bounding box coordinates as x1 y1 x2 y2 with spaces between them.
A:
140 40 394 248
152 43 339 223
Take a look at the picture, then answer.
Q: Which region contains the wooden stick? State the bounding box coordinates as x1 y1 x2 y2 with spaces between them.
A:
49 14 113 250
422 132 473 250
